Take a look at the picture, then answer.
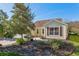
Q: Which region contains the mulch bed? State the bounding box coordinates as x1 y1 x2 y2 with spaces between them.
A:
0 41 75 56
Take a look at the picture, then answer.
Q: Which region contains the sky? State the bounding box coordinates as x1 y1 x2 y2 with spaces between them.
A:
0 3 79 22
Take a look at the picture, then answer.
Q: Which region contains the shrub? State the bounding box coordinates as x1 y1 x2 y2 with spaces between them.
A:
59 42 74 51
0 52 20 56
4 32 14 38
16 38 25 45
73 46 79 55
51 42 60 50
37 41 49 45
49 39 62 50
0 44 2 46
48 39 74 50
48 39 74 55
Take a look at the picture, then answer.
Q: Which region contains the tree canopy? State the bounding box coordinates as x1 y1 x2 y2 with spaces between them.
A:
11 3 35 38
0 10 8 37
0 3 35 38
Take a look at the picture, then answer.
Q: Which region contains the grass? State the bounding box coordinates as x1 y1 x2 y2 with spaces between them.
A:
69 34 79 43
69 34 79 56
0 52 20 56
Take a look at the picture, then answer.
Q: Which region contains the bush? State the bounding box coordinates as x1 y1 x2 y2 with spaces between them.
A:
16 38 25 45
0 44 2 46
37 40 49 45
48 39 74 55
51 42 60 50
59 41 74 50
0 52 20 56
49 39 62 50
48 39 74 50
4 32 14 38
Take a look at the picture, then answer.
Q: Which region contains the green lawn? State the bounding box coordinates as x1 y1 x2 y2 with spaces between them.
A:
0 52 20 56
69 35 79 43
69 35 79 56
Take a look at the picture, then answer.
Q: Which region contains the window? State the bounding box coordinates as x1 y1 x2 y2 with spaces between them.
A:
47 27 59 35
60 26 63 36
55 27 59 35
37 29 39 34
47 27 50 35
50 28 54 35
42 29 44 34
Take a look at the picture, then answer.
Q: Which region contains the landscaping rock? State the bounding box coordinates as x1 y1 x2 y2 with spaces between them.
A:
0 40 75 56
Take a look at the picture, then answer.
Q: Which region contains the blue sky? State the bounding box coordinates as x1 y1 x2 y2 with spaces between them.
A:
0 3 79 22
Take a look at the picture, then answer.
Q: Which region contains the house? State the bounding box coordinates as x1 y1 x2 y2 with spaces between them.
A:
31 18 68 40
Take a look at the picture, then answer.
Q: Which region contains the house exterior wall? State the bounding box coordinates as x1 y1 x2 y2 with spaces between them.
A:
31 27 43 37
62 25 68 39
31 21 68 40
44 21 68 40
45 25 67 40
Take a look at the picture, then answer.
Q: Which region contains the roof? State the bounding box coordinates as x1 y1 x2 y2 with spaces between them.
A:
35 19 51 27
35 18 67 27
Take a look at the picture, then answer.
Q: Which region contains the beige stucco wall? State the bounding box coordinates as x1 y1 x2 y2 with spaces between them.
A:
31 27 44 37
31 21 68 40
31 25 68 40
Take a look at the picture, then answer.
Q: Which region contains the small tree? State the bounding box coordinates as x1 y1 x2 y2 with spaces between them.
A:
3 20 14 38
0 10 8 37
11 3 35 39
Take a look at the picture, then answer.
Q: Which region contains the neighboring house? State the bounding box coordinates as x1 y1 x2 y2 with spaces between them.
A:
31 18 68 40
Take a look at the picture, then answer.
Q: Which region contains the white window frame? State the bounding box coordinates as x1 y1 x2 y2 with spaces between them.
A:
47 26 60 36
